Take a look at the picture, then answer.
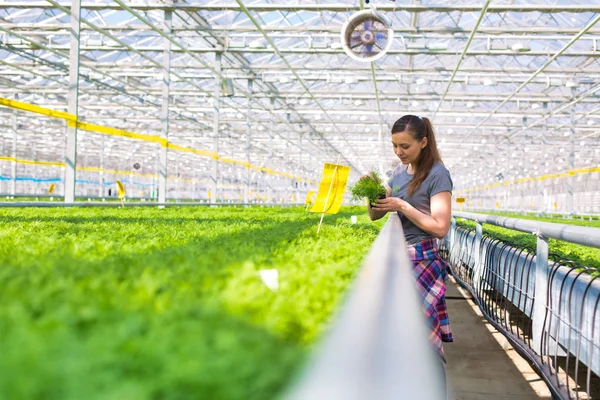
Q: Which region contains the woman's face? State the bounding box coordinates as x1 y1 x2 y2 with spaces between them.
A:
391 130 427 165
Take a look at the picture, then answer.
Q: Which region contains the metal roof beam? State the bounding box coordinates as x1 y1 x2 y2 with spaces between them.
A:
5 2 600 13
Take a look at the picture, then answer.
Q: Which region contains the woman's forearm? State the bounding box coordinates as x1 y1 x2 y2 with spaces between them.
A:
399 203 449 238
368 203 388 221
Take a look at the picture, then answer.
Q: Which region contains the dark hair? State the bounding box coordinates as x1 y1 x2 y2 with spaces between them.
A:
391 115 442 196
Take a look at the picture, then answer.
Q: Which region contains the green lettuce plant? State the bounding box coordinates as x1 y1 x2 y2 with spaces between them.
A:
0 206 384 400
350 171 387 206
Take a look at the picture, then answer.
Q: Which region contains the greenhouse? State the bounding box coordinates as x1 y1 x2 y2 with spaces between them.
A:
0 1 599 399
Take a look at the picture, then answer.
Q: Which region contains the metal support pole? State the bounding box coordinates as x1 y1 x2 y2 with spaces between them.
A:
267 107 275 203
64 0 81 203
10 109 17 196
297 132 302 203
159 9 172 206
532 233 550 355
212 53 222 204
473 221 483 293
567 102 575 217
175 161 179 201
540 102 547 214
99 134 104 198
32 147 37 196
244 79 252 204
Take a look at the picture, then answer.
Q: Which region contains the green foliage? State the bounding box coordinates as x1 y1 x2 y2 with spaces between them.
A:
472 211 600 228
350 172 387 205
0 206 383 400
456 218 600 272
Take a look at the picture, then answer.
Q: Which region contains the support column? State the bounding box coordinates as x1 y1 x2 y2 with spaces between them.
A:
268 102 275 203
98 134 104 198
540 102 547 214
244 79 253 204
32 147 37 196
64 0 81 203
159 10 172 206
211 53 222 204
11 109 17 196
473 221 483 294
297 132 302 204
532 233 549 354
567 103 575 217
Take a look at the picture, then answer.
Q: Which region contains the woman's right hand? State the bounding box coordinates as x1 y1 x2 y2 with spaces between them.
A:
360 173 375 182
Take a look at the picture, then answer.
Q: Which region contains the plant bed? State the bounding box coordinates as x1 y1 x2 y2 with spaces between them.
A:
0 206 384 399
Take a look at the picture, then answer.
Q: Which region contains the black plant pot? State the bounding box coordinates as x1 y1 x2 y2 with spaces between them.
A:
370 192 387 207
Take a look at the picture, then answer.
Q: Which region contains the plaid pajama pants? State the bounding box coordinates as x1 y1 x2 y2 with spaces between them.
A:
407 238 453 362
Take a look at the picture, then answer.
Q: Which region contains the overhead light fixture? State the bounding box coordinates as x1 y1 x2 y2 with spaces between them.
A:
548 77 562 86
248 39 267 49
426 42 448 51
565 80 579 88
228 37 245 48
482 78 496 86
311 40 329 49
220 78 234 97
6 38 23 46
511 43 530 52
415 78 426 85
406 41 426 50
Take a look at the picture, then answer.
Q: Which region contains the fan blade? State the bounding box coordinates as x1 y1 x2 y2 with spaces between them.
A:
375 33 387 41
364 20 371 30
365 43 374 54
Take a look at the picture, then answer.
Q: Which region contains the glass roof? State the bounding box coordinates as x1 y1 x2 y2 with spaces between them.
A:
0 0 599 193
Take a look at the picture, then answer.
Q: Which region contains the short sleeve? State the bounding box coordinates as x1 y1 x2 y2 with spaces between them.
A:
387 164 404 189
428 167 453 197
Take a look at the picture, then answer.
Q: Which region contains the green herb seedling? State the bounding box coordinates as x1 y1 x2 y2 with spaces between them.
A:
350 172 387 206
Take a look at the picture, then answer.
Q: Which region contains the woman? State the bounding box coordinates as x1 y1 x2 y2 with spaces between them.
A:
368 114 453 362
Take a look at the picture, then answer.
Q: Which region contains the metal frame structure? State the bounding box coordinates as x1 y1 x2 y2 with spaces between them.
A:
0 1 599 205
443 212 600 399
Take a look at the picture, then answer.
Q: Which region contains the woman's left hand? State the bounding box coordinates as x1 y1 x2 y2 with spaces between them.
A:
372 197 410 213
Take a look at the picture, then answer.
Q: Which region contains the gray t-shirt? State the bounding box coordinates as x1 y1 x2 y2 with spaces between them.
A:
387 162 453 244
